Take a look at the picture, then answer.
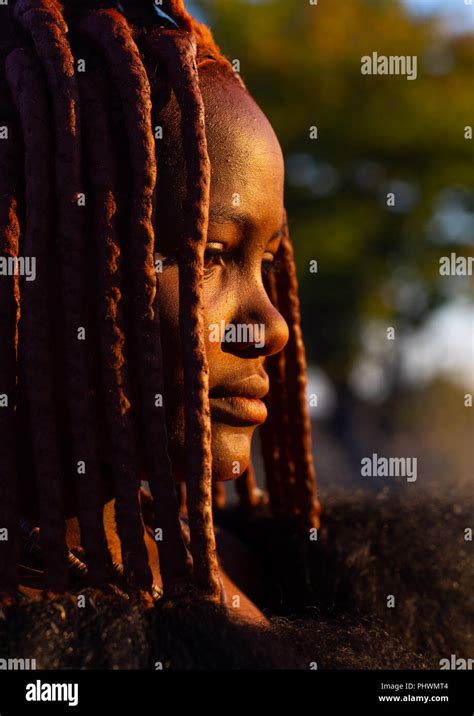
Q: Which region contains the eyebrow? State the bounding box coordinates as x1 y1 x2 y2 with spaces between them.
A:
209 207 285 241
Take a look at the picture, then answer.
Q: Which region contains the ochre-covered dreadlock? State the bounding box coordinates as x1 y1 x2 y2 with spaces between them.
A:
0 0 320 603
260 272 293 516
78 7 193 596
144 27 220 598
5 49 70 593
274 222 321 530
14 0 111 590
0 120 21 599
77 64 154 591
235 466 261 510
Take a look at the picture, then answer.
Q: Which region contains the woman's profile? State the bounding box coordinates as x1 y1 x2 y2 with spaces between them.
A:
0 0 320 624
0 1 471 674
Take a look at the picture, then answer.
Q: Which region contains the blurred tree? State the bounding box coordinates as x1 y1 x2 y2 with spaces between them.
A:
193 0 473 423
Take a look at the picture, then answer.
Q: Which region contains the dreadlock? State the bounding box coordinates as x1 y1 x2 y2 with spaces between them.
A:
77 62 155 592
13 0 112 592
0 0 319 604
260 269 297 518
5 48 70 593
235 466 261 510
0 120 21 599
274 222 321 530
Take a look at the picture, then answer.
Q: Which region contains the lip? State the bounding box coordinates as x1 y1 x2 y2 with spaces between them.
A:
210 396 268 426
209 374 269 426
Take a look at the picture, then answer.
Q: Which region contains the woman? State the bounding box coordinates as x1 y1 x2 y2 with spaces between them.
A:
0 0 320 623
1 2 471 673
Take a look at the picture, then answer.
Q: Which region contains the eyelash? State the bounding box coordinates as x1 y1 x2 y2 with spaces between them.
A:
162 247 277 275
262 257 278 275
203 246 227 272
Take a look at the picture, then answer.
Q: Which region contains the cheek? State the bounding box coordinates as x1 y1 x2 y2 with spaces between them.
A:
203 296 222 385
203 276 255 480
156 267 183 442
157 267 225 379
202 272 236 382
156 268 252 480
157 266 181 362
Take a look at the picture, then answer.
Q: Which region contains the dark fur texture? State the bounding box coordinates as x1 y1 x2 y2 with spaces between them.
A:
217 491 474 666
1 493 471 669
1 592 426 670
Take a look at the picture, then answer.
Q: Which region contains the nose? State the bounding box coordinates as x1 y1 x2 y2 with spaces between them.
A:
222 278 289 358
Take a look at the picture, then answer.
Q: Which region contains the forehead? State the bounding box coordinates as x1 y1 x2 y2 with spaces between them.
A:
155 65 284 240
201 66 284 188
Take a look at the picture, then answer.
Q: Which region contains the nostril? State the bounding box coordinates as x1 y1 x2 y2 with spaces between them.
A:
209 320 267 351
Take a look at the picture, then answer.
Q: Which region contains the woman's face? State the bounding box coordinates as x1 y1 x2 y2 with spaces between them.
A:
155 65 289 481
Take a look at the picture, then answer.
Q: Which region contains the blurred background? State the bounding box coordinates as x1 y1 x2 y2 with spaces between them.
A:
191 0 474 502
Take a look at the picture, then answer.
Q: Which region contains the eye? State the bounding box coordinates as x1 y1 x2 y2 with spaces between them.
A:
204 242 226 273
262 251 276 275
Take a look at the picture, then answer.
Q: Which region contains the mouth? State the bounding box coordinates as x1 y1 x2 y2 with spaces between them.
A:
210 396 267 427
209 374 269 427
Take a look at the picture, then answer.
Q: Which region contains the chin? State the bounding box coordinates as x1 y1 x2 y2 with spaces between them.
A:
210 423 255 481
167 416 256 482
